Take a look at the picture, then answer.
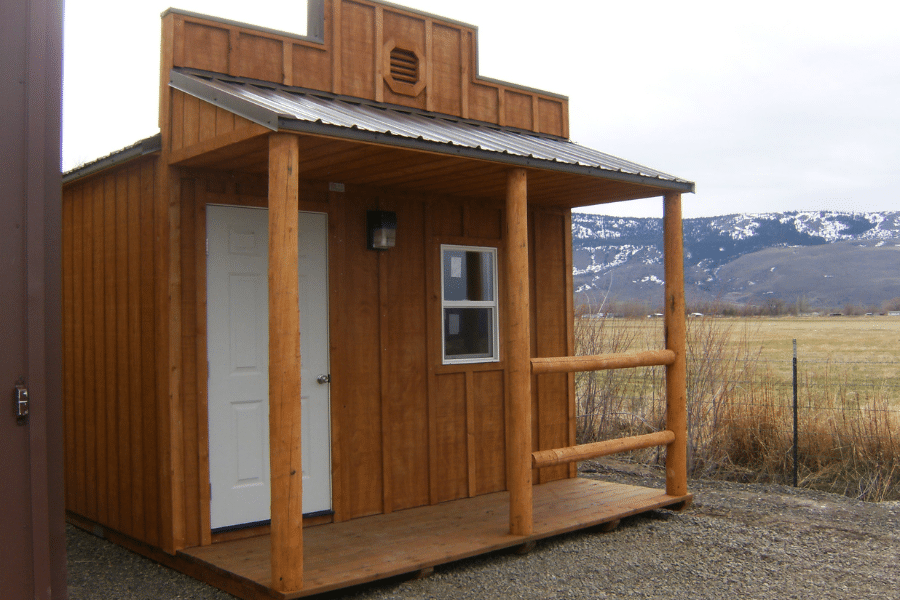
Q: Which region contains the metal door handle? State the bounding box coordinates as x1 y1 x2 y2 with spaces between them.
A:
316 374 331 384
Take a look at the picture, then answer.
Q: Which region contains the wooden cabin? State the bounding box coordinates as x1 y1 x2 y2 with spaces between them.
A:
61 2 695 597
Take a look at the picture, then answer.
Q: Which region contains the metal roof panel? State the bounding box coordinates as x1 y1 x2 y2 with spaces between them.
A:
169 70 694 192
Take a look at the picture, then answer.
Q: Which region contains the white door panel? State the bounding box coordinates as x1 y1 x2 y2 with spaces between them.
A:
297 212 331 513
207 205 331 530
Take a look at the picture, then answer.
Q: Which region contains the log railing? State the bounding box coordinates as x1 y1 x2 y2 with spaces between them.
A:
530 349 677 469
503 174 686 538
531 349 675 375
532 430 676 469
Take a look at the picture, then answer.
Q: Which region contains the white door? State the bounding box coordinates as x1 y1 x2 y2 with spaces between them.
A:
206 205 332 530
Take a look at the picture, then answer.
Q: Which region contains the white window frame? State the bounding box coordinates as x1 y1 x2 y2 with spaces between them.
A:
440 244 500 365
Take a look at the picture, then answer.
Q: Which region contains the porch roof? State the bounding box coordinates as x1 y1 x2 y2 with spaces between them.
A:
169 69 694 207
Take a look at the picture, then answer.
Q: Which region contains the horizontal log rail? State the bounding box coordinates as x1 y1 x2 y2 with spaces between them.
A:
531 430 676 469
530 349 675 375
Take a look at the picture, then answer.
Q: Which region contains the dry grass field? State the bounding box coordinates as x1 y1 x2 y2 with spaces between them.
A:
574 315 900 501
743 316 900 386
595 315 900 395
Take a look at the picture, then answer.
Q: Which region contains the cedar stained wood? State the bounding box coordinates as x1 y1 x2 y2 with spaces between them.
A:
164 4 567 137
140 161 160 547
62 159 162 544
663 193 688 497
341 2 376 100
430 23 462 116
177 478 690 599
115 169 130 533
195 197 213 547
268 134 304 591
103 173 119 531
292 44 332 91
379 197 430 512
332 193 384 519
180 179 201 548
92 177 107 526
63 163 577 548
504 91 534 131
236 32 282 82
533 210 571 484
473 369 505 495
381 9 427 109
82 181 96 520
127 165 145 538
431 373 468 503
70 186 86 516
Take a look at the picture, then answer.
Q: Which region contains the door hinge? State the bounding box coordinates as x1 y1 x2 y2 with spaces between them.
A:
14 383 29 425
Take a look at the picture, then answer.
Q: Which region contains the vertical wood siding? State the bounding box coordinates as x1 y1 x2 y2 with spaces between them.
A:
64 165 574 545
166 1 569 138
532 209 573 484
62 158 161 546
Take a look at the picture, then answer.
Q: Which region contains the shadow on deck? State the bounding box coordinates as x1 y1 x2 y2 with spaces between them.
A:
175 478 691 599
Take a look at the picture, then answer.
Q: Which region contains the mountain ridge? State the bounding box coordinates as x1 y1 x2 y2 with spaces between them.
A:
572 210 900 311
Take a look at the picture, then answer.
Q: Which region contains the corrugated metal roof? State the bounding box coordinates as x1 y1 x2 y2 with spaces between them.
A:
62 134 162 184
170 69 694 193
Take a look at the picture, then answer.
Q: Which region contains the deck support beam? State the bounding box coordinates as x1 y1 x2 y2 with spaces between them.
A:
663 192 688 497
268 133 304 592
505 168 533 536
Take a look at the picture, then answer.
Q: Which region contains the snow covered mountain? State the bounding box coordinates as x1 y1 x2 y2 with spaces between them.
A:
572 211 900 311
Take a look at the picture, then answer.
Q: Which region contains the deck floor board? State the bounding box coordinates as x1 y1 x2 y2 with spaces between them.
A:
179 478 690 599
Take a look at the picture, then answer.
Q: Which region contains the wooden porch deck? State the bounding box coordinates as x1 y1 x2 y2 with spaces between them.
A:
177 478 691 599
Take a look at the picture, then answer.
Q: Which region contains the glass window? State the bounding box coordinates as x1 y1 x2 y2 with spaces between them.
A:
441 246 499 363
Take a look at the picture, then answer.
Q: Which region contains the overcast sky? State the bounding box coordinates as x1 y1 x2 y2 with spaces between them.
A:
63 0 900 218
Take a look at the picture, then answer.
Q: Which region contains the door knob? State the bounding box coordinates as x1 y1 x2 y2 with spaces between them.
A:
316 374 331 384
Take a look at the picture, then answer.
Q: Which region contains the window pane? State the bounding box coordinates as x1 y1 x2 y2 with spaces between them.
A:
444 307 493 359
442 250 494 302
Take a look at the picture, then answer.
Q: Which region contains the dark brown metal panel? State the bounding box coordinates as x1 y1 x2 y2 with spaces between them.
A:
0 0 65 598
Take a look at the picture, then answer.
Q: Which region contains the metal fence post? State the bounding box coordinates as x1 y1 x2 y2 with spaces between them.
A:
792 339 798 487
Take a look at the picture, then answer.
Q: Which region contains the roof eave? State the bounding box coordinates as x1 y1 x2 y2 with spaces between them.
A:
276 117 696 193
62 134 162 185
168 69 695 194
170 70 280 130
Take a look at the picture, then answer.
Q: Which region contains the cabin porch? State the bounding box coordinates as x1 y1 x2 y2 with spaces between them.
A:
175 477 691 599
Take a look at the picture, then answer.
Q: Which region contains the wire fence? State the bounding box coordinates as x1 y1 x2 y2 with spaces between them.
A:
574 320 900 502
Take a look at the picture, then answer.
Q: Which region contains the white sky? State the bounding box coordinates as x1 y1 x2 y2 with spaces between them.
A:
63 0 900 218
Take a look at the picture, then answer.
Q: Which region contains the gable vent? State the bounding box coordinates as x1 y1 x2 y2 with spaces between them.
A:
383 39 426 97
389 47 419 84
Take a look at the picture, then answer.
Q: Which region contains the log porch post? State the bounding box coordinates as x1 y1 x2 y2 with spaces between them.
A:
506 168 533 536
268 133 304 591
663 192 688 497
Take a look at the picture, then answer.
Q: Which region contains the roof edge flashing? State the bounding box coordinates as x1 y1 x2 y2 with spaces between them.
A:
475 75 568 102
169 70 280 131
62 134 162 185
277 117 695 193
161 8 325 45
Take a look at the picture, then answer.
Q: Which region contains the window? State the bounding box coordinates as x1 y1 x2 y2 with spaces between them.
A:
441 245 499 364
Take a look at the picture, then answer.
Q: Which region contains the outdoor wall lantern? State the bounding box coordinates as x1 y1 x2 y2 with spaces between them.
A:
367 210 397 250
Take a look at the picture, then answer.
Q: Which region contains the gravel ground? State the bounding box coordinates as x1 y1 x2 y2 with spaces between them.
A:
68 460 900 599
